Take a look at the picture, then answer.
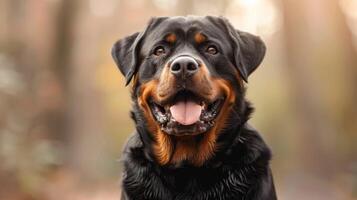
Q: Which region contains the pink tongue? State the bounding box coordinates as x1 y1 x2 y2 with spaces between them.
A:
169 101 202 125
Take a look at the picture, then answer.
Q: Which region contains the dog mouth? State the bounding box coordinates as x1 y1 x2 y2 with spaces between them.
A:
149 90 224 136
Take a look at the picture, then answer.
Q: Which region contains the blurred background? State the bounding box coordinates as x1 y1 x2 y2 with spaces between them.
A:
0 0 357 199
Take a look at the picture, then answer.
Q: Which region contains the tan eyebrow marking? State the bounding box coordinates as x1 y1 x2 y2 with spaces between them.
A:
194 32 206 44
165 33 177 43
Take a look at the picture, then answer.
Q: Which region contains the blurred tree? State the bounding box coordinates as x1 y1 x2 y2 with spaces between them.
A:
281 0 357 176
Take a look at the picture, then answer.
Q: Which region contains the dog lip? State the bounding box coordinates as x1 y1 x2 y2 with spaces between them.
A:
149 92 225 136
149 101 170 124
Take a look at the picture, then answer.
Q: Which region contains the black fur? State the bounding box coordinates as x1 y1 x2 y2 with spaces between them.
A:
112 16 277 200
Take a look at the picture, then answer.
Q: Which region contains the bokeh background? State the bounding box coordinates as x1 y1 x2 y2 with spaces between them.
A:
1 0 357 199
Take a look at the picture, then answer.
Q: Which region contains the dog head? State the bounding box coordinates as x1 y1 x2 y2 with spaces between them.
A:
112 16 266 167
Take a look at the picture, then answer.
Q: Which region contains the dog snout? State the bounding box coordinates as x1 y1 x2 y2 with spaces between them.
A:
170 56 199 77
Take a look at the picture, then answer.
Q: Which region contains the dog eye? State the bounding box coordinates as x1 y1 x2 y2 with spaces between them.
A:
206 45 218 55
153 46 166 56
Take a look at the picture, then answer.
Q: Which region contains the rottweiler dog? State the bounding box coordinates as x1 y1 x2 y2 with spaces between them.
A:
112 16 277 200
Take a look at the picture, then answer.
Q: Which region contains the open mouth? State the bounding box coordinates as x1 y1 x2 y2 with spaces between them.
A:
149 90 224 136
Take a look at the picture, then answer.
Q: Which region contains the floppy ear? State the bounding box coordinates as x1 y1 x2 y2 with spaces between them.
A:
235 30 266 82
111 32 141 85
220 18 266 82
111 17 166 86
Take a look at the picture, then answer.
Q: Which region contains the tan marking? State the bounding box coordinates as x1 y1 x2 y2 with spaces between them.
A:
194 32 206 44
131 75 139 90
157 64 175 100
138 80 173 165
138 80 159 133
154 130 173 165
157 61 214 102
165 33 177 43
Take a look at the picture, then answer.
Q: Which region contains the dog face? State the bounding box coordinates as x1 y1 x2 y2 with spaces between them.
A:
112 16 266 166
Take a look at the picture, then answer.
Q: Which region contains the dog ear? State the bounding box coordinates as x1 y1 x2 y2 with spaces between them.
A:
235 30 266 82
220 18 266 82
111 17 166 86
111 32 141 85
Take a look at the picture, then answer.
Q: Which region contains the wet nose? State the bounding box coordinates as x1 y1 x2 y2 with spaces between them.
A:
170 56 199 77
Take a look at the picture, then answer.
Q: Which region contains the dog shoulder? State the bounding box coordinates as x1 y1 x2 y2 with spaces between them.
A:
241 124 272 165
227 125 277 199
224 124 272 167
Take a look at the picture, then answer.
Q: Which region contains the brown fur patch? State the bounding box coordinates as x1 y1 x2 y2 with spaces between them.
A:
157 61 214 102
138 80 174 165
138 80 159 133
157 64 176 100
194 32 206 44
154 130 174 165
165 33 177 43
131 75 139 90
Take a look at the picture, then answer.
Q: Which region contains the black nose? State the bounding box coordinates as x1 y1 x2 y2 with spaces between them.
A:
170 56 199 77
